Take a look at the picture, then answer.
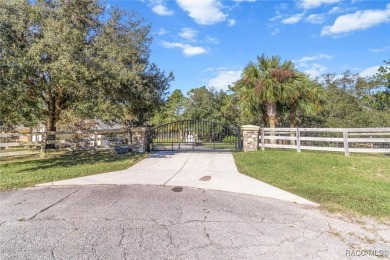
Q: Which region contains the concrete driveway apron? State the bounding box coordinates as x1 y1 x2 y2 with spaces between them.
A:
38 151 318 206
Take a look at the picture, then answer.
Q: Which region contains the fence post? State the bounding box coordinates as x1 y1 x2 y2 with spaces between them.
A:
40 131 47 158
93 131 98 154
343 129 349 156
241 125 260 152
296 128 301 152
261 128 265 151
29 127 33 150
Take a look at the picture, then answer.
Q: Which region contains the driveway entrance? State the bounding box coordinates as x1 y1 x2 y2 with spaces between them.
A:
38 151 316 206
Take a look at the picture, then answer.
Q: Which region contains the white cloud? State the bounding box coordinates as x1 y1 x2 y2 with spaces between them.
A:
293 54 333 63
322 6 390 36
233 0 256 2
305 14 325 24
152 4 174 15
280 3 288 10
269 13 282 22
207 70 242 90
282 13 304 24
271 28 280 36
328 6 356 14
176 0 227 25
228 19 236 26
298 0 342 10
369 45 390 53
205 36 220 44
293 54 332 78
161 41 208 57
157 28 168 36
179 27 198 41
303 63 328 78
359 66 380 77
328 6 341 14
203 66 231 72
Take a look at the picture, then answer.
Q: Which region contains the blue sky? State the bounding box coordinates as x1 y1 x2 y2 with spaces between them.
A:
107 0 390 94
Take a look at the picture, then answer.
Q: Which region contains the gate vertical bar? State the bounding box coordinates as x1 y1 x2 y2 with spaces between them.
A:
213 123 216 150
186 120 189 146
236 126 241 151
192 121 195 149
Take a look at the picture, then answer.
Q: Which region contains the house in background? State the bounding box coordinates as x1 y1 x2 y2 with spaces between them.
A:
90 120 127 147
92 120 126 131
0 123 45 149
10 124 46 144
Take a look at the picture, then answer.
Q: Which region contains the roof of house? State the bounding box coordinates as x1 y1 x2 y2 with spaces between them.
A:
93 120 126 130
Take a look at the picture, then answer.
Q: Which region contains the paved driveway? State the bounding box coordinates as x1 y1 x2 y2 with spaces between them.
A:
38 151 317 206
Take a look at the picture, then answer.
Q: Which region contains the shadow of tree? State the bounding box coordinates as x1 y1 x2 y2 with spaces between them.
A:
14 151 144 173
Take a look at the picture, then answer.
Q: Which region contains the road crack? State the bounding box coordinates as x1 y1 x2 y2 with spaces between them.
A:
119 228 125 247
27 187 83 220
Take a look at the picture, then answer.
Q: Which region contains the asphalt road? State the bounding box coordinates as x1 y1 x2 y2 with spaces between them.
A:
1 185 389 259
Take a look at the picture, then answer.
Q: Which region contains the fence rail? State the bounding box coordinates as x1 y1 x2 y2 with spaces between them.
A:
0 129 133 158
259 128 390 155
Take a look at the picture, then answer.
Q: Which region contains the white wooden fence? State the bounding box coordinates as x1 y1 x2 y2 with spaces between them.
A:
259 128 390 155
0 129 130 158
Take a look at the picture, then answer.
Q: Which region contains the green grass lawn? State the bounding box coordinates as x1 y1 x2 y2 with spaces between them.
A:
233 150 390 220
0 151 146 191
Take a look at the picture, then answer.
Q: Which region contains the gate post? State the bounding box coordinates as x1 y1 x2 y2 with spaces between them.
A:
241 125 260 152
129 127 150 153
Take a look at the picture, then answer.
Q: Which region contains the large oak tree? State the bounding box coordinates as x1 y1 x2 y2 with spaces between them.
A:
0 0 172 131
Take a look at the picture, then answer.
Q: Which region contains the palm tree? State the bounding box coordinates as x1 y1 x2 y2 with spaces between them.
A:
285 74 325 128
237 54 297 128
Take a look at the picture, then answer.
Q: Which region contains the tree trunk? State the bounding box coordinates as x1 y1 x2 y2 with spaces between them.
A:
266 102 277 128
289 105 296 128
268 115 276 128
48 112 57 131
266 102 277 144
46 94 61 148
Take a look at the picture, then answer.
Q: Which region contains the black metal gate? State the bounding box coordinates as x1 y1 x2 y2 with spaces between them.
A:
150 120 242 151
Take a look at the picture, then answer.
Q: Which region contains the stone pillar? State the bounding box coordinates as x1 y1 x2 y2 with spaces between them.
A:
241 125 260 152
129 127 150 153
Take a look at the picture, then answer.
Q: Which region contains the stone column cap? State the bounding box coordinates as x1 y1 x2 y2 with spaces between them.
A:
131 127 150 131
241 125 260 131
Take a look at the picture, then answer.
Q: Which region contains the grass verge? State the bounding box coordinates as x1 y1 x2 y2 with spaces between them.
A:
0 151 147 191
233 150 390 220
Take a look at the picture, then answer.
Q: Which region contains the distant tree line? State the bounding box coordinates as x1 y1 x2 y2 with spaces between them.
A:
152 57 390 128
